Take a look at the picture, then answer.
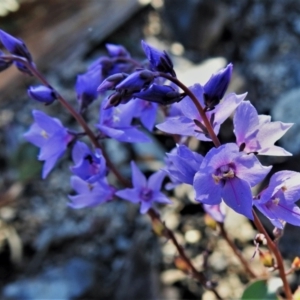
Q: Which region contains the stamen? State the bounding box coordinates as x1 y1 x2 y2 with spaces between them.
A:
41 130 49 139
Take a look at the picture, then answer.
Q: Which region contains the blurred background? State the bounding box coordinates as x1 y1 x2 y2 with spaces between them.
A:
1 0 300 299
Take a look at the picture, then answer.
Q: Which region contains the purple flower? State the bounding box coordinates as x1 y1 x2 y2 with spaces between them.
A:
27 85 56 105
123 98 158 131
164 144 203 189
70 141 107 184
116 161 172 214
193 143 272 219
234 101 293 156
75 66 102 111
68 176 115 209
254 171 300 229
203 203 226 223
96 99 151 143
156 84 245 141
24 110 73 179
141 41 176 77
203 63 233 110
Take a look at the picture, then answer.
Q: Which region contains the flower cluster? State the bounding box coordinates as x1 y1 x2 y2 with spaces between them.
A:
1 28 299 233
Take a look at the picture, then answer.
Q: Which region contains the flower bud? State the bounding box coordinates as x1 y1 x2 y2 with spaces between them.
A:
97 73 128 92
259 250 274 268
133 84 182 105
116 70 154 93
203 63 233 110
292 257 300 270
204 213 217 230
141 41 176 77
0 30 32 61
76 68 101 111
27 85 56 105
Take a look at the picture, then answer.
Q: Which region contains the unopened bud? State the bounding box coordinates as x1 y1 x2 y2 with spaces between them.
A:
0 30 32 62
139 69 154 81
204 213 217 230
292 257 300 270
133 84 182 105
103 92 124 109
203 63 233 110
141 41 176 76
259 250 275 268
116 70 154 93
28 85 56 105
98 73 128 92
174 256 191 273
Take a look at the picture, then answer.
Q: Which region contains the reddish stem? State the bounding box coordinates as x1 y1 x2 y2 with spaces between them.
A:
253 210 292 299
148 208 223 300
219 224 256 278
157 73 221 147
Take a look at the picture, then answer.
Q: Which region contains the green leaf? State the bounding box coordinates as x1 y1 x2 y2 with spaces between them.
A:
241 279 278 300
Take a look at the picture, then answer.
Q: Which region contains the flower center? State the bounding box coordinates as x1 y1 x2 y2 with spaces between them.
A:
41 130 49 139
140 188 153 202
85 154 101 175
212 164 235 184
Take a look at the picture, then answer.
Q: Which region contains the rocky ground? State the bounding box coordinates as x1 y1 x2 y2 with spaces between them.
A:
0 0 300 299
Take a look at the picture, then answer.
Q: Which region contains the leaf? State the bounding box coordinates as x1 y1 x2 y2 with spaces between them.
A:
241 279 278 300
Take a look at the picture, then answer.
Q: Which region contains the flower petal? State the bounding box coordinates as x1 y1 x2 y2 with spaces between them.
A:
115 188 140 204
131 161 147 188
178 84 204 120
222 177 253 219
234 153 272 187
156 116 196 136
148 170 166 191
194 171 222 205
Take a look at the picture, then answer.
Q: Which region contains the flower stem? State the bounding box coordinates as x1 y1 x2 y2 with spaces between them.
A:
148 208 223 300
219 223 257 279
157 73 221 147
253 210 292 299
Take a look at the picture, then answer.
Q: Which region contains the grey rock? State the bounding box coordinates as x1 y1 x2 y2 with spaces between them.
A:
163 0 229 50
3 258 95 300
271 88 300 154
246 35 272 61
